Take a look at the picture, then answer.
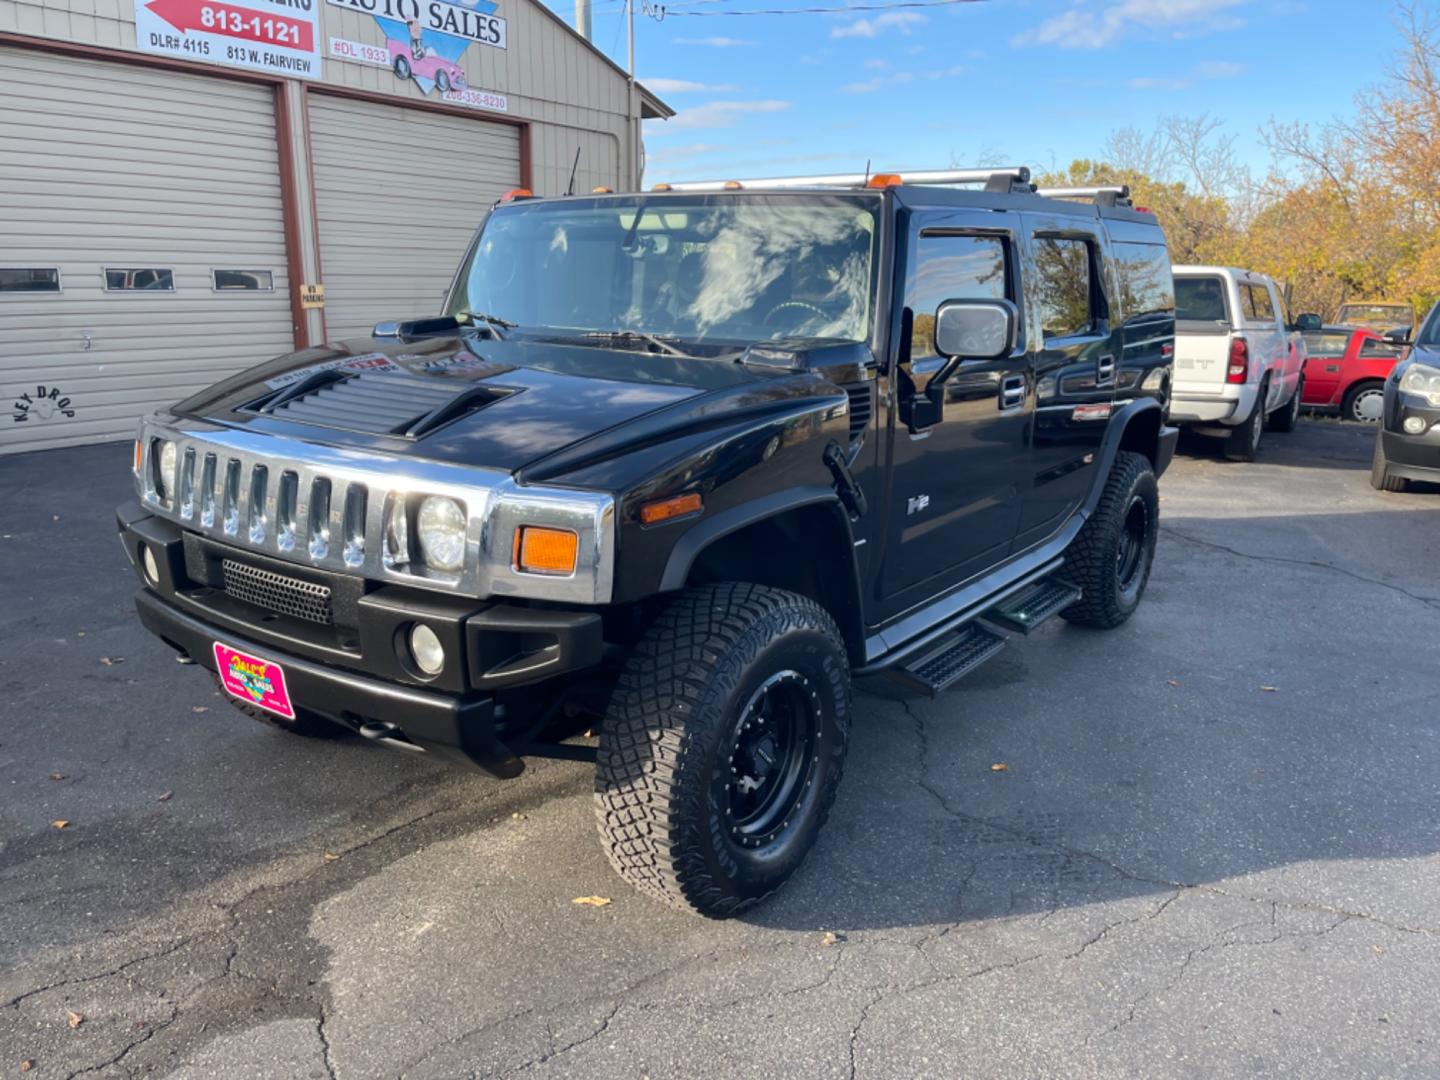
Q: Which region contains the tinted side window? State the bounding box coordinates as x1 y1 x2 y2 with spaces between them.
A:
1358 338 1403 359
906 233 1009 360
1033 236 1095 340
1174 276 1228 323
1111 242 1174 323
1304 332 1351 358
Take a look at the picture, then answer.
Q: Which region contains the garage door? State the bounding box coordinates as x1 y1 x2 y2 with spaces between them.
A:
308 94 521 341
0 46 294 455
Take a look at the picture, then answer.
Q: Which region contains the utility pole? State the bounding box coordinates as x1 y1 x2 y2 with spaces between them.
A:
626 0 639 188
574 0 591 40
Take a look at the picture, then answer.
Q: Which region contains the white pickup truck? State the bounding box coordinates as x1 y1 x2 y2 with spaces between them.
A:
1170 266 1306 461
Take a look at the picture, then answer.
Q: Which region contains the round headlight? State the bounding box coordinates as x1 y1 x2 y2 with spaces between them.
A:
157 440 177 499
417 496 467 571
1403 416 1427 434
409 624 445 676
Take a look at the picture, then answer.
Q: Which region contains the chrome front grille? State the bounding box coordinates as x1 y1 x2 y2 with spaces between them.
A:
135 422 618 604
221 558 333 625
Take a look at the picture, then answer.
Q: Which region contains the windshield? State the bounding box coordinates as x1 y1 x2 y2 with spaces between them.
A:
1337 303 1409 326
447 194 881 349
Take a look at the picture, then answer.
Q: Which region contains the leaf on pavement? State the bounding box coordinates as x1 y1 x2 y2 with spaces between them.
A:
1166 679 1181 688
1261 685 1278 692
511 812 527 821
48 772 66 781
66 1011 83 1029
990 762 1010 772
192 706 209 713
20 1061 34 1073
572 896 612 907
323 852 341 862
100 656 124 666
821 931 845 945
157 791 173 803
51 820 70 830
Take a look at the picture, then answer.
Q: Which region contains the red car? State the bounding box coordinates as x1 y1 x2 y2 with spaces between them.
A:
388 40 467 94
1301 325 1405 422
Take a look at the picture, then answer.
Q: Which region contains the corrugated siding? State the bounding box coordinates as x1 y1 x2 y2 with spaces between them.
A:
0 46 292 454
308 93 520 341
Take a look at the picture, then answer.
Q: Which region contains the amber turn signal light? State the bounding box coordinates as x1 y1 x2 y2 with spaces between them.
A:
502 188 533 201
133 439 143 476
651 183 674 192
639 492 703 526
866 173 904 188
514 526 579 575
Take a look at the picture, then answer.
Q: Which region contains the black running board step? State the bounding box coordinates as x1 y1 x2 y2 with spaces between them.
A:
983 578 1081 635
887 623 1008 697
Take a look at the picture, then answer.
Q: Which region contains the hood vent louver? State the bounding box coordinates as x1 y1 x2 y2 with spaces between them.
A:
246 370 509 438
844 383 873 443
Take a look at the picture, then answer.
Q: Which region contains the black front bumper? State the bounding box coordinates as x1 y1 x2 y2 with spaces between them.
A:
118 501 606 778
1380 413 1440 483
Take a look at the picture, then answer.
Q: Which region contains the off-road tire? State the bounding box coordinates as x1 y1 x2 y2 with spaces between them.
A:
595 583 851 918
213 674 346 738
1370 435 1409 492
1343 380 1386 423
1223 387 1266 462
1060 451 1159 630
1268 378 1302 432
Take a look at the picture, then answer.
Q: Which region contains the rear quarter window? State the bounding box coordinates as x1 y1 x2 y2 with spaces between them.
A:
1304 332 1351 358
1111 242 1174 324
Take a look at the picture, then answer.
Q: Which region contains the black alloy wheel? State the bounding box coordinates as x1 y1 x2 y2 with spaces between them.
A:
725 670 822 849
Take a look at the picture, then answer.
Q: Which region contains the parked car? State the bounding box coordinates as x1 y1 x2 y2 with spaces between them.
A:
1371 301 1440 492
388 40 467 93
1335 300 1413 334
1300 325 1405 422
1171 266 1306 461
117 168 1177 917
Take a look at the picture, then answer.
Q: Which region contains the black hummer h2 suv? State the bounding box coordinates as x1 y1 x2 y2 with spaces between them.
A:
117 168 1178 917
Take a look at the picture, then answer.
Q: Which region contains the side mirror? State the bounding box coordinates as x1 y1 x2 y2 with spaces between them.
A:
904 299 1019 432
934 298 1018 360
1294 313 1322 332
372 321 402 339
1384 326 1411 344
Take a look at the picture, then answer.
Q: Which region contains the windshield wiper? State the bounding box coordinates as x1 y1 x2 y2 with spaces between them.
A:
578 330 697 358
457 311 517 339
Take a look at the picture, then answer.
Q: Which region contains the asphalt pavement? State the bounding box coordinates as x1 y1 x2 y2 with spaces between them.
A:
2 418 1438 1079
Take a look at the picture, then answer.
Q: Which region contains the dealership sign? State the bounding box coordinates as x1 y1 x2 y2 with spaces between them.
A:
325 0 505 100
136 0 323 78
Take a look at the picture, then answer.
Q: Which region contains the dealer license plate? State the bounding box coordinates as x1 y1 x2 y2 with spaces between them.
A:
213 642 295 720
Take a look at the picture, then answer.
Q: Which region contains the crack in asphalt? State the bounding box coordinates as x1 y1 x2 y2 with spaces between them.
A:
1162 526 1440 610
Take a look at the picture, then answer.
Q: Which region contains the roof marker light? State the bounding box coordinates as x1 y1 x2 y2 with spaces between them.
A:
502 188 533 201
866 173 904 188
722 180 744 190
652 183 674 192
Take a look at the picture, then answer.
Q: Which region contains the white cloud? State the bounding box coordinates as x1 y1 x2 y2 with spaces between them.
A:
1129 76 1191 90
1195 59 1245 78
641 78 739 93
864 58 891 70
673 36 756 47
1013 0 1245 49
831 11 926 38
647 99 792 134
843 64 964 94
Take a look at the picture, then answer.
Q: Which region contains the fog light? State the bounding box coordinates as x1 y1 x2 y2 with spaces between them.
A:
141 546 160 585
409 624 445 676
1403 416 1427 434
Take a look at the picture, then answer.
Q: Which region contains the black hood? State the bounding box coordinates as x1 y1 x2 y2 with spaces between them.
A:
171 334 846 476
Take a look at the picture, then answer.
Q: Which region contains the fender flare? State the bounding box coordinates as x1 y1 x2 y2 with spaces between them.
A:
1082 398 1175 517
658 485 851 592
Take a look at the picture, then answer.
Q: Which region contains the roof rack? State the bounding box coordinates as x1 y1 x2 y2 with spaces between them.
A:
1032 185 1132 208
661 167 1034 194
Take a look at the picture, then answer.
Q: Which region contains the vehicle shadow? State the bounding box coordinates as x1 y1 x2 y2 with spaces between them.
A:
744 501 1440 933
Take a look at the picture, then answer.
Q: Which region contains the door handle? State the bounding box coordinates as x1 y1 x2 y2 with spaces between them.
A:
1097 353 1116 385
1000 374 1025 411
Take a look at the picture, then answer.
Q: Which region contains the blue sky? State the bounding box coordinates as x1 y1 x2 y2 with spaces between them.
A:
547 0 1395 184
